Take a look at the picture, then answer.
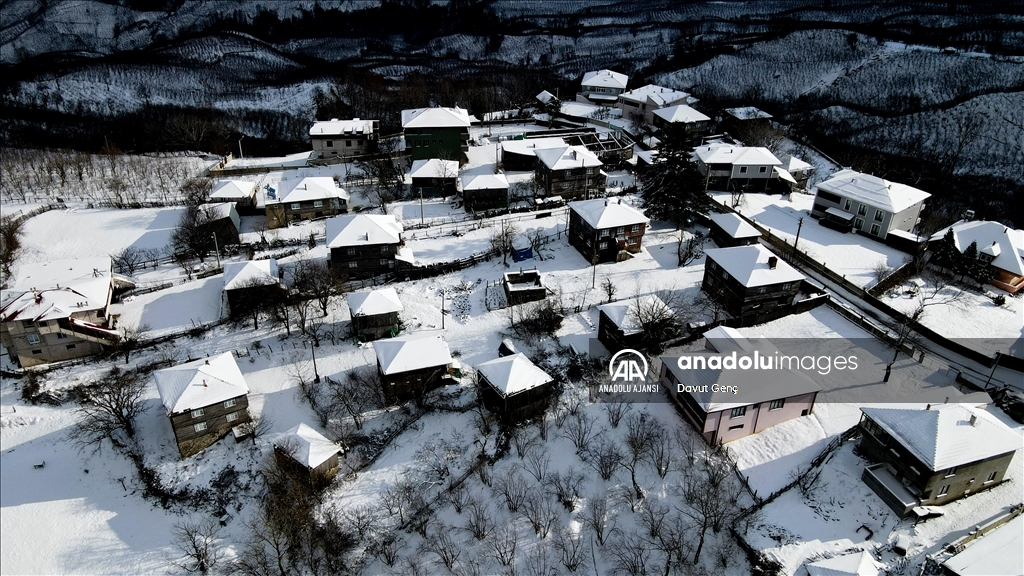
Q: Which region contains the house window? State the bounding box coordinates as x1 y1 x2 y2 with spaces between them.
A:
739 166 748 174
348 261 358 268
194 422 208 433
855 218 864 230
769 399 785 411
226 412 239 423
628 237 638 245
631 224 640 233
564 170 572 178
347 247 357 255
381 245 390 253
31 349 42 355
65 344 76 350
22 320 34 329
600 229 610 237
26 334 40 345
759 166 767 173
224 398 236 408
326 140 334 148
874 209 884 222
313 200 323 208
730 406 746 419
380 259 390 266
346 140 352 147
56 332 67 339
937 484 950 497
191 408 205 418
782 283 792 291
945 466 957 477
290 203 300 210
857 204 867 216
909 466 920 475
844 199 852 211
985 471 997 483
758 287 767 294
37 320 47 327
728 424 744 431
870 224 881 236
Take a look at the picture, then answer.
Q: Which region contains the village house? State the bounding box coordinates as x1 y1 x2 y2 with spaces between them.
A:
198 202 241 247
707 212 762 248
460 172 509 212
694 144 783 192
222 259 286 319
578 69 629 104
274 423 343 480
534 145 605 200
409 158 459 198
702 244 804 318
325 214 414 279
651 105 711 145
722 106 773 136
499 137 568 171
347 287 403 342
776 154 815 191
568 197 649 263
373 332 454 404
154 352 252 458
659 326 821 445
597 294 676 354
265 176 349 229
810 169 930 241
616 84 696 125
0 258 121 367
857 403 1019 517
401 106 477 162
209 179 258 212
309 118 379 158
477 353 555 422
502 268 547 306
929 220 1024 294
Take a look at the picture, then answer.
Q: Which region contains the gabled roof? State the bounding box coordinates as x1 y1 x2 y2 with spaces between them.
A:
661 326 821 413
461 173 509 191
373 331 452 375
309 118 376 137
725 106 772 120
708 212 761 239
410 158 459 180
1 258 112 323
618 84 692 106
570 197 648 230
154 352 249 414
201 202 235 221
223 259 278 291
275 423 341 469
943 514 1024 576
274 176 349 204
476 353 553 397
784 155 814 173
210 179 256 201
694 144 782 167
704 245 804 287
347 287 403 317
582 69 628 90
534 145 602 171
806 551 883 576
931 220 1024 276
500 137 568 158
598 295 670 336
815 169 930 214
401 107 476 128
652 104 710 124
860 404 1020 471
326 214 403 247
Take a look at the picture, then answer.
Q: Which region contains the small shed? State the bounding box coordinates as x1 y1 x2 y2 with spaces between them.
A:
347 287 403 342
708 212 761 247
274 423 343 478
477 353 555 421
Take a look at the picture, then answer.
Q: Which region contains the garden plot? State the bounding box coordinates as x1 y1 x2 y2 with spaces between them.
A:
20 206 187 261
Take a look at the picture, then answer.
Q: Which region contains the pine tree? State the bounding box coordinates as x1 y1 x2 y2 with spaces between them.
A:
638 126 709 229
961 240 992 284
928 228 960 272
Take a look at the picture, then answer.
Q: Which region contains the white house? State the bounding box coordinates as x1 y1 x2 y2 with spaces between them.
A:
579 69 628 104
616 84 696 124
266 176 349 229
694 144 783 191
651 105 711 144
210 179 258 209
811 169 930 240
309 118 378 158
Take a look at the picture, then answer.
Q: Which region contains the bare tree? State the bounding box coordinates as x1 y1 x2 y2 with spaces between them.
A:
526 228 547 261
521 492 559 538
490 219 520 267
553 529 586 572
545 467 585 511
512 427 541 459
583 492 613 546
679 447 743 564
601 277 617 303
169 517 222 574
111 246 147 277
252 220 270 246
677 230 708 267
606 537 650 576
627 292 685 354
292 259 340 316
524 541 559 576
366 531 400 567
648 428 673 479
355 137 404 213
463 498 495 541
561 411 598 454
675 426 700 467
0 214 26 279
584 437 622 481
487 524 518 570
237 409 274 446
425 525 462 572
871 259 893 287
494 469 530 513
70 366 148 450
444 482 470 514
600 394 631 428
170 204 220 262
688 291 725 324
113 323 149 364
523 447 551 482
180 177 213 206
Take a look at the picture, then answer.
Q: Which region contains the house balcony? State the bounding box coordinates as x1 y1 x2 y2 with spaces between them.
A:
862 463 918 518
57 318 120 346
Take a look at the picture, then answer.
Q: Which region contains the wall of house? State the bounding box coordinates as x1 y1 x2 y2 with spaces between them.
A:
537 161 606 199
811 190 921 240
701 260 799 317
351 311 401 341
312 133 376 158
651 117 709 144
329 243 400 279
404 127 468 162
479 378 553 422
202 217 240 246
890 201 925 235
659 364 714 442
379 362 450 405
226 284 287 318
752 392 817 432
283 198 347 226
568 211 645 264
411 176 457 198
464 187 509 212
2 319 106 367
170 394 251 458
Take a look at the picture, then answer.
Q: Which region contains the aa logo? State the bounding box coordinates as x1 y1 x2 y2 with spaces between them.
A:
609 349 648 383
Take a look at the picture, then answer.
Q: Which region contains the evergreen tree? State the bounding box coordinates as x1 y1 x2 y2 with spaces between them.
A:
961 240 992 284
638 126 709 229
928 228 960 272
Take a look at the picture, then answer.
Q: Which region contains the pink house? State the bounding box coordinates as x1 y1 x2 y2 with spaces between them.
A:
659 326 821 445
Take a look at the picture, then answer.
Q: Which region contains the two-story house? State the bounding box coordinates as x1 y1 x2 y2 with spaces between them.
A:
309 118 379 159
402 107 477 163
1 258 120 367
568 197 649 263
929 220 1024 294
810 169 930 241
477 353 555 422
722 106 773 136
326 214 414 279
410 158 459 198
374 331 454 404
578 69 628 104
857 404 1019 517
694 144 783 192
265 176 349 229
154 352 252 458
651 105 711 145
616 84 696 125
535 145 605 200
660 326 821 445
347 287 403 342
460 172 509 212
701 245 804 318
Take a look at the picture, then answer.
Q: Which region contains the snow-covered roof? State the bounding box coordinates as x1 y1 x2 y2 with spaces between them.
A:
275 423 341 469
273 176 349 204
942 514 1023 576
154 352 249 414
725 106 772 120
652 104 710 124
806 551 883 576
373 331 452 375
704 245 804 287
598 295 670 336
570 197 649 230
774 167 797 184
785 155 814 173
210 179 256 201
476 353 553 397
326 214 403 247
410 158 459 180
500 137 567 158
662 326 821 413
815 169 930 214
694 144 782 167
223 259 278 291
347 287 403 317
1 258 112 323
536 90 556 104
401 107 476 129
582 69 628 90
309 118 375 137
708 212 761 239
618 84 692 106
931 220 1024 276
461 172 509 190
201 202 235 220
534 145 602 171
860 404 1020 471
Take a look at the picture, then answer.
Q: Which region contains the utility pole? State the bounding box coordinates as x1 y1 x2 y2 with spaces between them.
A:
792 217 804 256
310 340 320 383
441 291 446 329
985 352 1002 389
592 254 598 289
419 187 425 226
211 233 221 269
237 135 245 160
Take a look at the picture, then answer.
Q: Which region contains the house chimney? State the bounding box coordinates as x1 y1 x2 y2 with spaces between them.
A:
926 404 931 410
768 256 778 269
205 359 209 365
970 414 978 426
202 379 208 387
